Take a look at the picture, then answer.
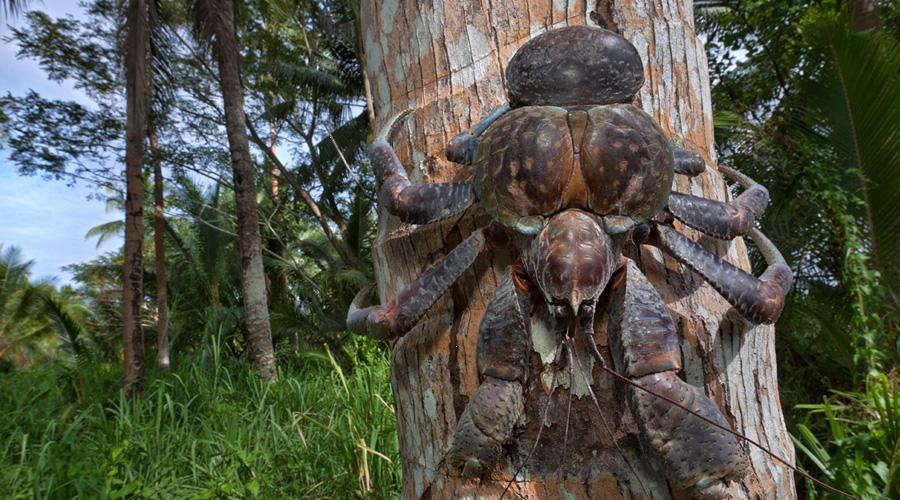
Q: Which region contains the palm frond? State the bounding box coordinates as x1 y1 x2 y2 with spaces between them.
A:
795 15 900 287
85 220 125 249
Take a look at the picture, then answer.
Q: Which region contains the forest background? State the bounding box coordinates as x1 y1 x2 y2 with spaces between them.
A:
0 0 897 498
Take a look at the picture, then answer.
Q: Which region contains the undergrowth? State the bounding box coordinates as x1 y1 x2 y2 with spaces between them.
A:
0 336 401 499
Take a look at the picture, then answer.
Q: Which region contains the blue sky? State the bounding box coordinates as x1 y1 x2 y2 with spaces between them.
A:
1 0 121 284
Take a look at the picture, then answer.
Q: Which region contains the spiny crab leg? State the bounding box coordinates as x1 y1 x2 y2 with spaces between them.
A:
445 104 510 165
346 228 487 339
647 223 793 324
667 162 771 239
370 138 476 224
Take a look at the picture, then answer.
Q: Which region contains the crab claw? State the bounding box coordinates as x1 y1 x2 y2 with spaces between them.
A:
346 283 392 339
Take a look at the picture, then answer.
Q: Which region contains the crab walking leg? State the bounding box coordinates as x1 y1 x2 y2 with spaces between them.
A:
447 269 528 477
605 260 749 498
368 139 476 224
670 143 707 176
346 228 487 339
667 183 769 239
649 223 793 323
444 104 511 165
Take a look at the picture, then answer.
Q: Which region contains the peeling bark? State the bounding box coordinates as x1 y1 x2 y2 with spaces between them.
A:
361 1 794 497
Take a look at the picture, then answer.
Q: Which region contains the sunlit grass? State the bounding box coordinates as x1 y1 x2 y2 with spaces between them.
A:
0 338 400 499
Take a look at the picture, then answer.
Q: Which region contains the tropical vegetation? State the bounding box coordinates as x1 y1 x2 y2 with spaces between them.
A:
0 0 896 498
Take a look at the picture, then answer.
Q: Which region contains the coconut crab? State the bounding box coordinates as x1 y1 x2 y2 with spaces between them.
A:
347 26 792 497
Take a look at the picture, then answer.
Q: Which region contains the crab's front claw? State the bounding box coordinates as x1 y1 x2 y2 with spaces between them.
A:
346 284 395 340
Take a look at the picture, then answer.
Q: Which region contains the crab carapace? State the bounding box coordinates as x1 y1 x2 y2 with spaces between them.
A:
347 25 792 498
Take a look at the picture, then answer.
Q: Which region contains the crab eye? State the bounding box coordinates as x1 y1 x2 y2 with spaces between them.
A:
580 303 595 317
551 303 569 318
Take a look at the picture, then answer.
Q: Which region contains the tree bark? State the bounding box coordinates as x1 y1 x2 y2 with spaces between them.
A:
360 1 794 498
123 0 149 396
848 0 882 33
149 118 169 371
206 0 277 382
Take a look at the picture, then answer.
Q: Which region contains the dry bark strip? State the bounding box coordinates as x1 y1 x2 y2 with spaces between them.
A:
360 1 795 497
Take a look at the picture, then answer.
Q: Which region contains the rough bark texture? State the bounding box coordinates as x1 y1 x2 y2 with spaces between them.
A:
123 0 148 396
848 0 882 33
208 0 277 382
149 120 169 371
361 1 794 497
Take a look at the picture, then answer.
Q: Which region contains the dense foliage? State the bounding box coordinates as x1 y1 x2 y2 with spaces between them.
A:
0 0 896 498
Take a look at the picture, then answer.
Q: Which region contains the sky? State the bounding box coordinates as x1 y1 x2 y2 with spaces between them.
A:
0 0 121 284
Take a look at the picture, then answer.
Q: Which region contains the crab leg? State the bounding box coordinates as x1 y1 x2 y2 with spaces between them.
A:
668 162 770 239
346 228 487 339
447 269 528 477
667 185 769 239
604 259 749 498
445 104 510 165
670 143 706 176
648 223 793 324
370 139 476 224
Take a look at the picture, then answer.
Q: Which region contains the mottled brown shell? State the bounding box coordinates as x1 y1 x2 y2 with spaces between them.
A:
506 25 645 107
473 104 674 233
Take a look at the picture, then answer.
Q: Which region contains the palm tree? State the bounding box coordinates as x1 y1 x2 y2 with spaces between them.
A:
191 0 276 382
149 117 170 371
0 245 56 369
122 0 152 396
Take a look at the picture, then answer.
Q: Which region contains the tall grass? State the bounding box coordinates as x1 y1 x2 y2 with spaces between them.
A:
792 374 899 499
0 336 400 498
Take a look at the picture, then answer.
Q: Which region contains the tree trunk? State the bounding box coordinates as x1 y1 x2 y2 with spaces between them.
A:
149 119 169 371
848 0 882 33
207 0 277 382
360 1 794 498
123 0 149 396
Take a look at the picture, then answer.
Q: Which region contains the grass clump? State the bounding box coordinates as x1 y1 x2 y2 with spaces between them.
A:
0 337 400 499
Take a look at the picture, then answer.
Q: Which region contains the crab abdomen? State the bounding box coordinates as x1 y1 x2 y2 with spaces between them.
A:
473 104 674 233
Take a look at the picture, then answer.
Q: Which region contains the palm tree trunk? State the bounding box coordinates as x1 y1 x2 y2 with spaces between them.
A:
361 1 794 497
149 118 169 371
848 0 882 32
123 0 149 396
203 0 277 382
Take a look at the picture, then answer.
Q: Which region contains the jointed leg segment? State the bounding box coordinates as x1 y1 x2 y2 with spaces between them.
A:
605 260 749 498
670 143 706 176
370 139 476 224
447 270 529 477
445 104 510 165
346 227 488 339
648 223 792 323
667 184 769 239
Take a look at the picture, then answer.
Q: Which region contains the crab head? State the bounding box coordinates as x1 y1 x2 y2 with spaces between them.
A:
525 210 623 337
